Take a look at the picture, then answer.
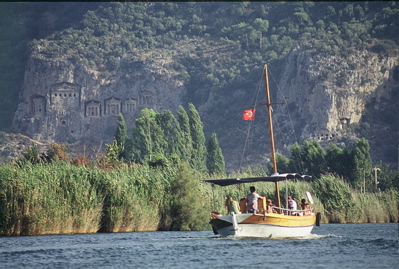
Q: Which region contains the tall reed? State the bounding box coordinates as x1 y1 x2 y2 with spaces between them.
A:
1 163 397 236
0 162 103 235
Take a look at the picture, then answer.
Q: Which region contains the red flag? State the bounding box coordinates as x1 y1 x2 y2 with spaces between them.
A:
242 109 255 120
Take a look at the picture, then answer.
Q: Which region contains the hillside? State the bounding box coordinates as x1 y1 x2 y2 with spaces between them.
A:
1 2 398 170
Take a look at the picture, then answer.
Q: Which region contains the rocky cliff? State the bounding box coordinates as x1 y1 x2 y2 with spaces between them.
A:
276 44 397 143
203 45 398 171
12 52 186 156
11 44 398 169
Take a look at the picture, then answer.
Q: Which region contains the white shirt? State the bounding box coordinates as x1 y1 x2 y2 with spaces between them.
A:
288 199 297 210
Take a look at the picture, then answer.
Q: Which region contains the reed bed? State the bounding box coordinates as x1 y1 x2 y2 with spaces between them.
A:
1 163 397 236
0 162 103 235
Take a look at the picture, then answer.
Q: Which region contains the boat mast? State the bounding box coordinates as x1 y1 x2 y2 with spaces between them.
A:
264 65 281 208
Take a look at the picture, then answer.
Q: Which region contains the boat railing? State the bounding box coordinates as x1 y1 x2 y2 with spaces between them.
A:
271 206 314 216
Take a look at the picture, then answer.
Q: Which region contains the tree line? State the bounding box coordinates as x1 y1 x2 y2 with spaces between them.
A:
270 139 398 193
109 103 226 176
17 103 226 176
16 102 398 193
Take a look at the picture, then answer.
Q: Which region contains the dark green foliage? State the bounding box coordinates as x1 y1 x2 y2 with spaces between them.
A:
325 144 350 177
122 104 214 174
114 113 128 160
275 153 290 174
103 139 124 169
130 108 166 163
372 161 399 192
168 162 209 231
206 132 226 176
155 110 182 157
283 139 393 193
177 105 193 161
352 138 373 192
188 103 207 173
16 143 41 166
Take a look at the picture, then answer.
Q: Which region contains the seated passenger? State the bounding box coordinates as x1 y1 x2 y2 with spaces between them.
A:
266 199 276 213
225 196 241 215
301 198 311 215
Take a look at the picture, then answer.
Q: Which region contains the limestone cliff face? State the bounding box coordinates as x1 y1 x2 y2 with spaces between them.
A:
274 44 398 145
216 45 397 171
12 53 186 148
11 45 398 168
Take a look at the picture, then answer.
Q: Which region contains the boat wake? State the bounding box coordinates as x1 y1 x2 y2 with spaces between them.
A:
301 233 340 240
210 233 340 240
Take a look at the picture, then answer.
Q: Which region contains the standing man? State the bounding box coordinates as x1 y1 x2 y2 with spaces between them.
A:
246 186 264 213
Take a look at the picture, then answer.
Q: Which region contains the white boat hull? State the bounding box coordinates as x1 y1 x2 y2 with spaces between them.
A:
210 213 316 238
216 222 314 238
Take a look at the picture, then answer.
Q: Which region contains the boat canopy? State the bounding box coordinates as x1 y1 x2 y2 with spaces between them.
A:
204 173 310 186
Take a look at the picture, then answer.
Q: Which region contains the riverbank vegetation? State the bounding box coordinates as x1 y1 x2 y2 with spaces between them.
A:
1 105 398 236
1 158 398 236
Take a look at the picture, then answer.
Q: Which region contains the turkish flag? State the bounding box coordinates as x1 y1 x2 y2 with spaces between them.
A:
242 109 255 120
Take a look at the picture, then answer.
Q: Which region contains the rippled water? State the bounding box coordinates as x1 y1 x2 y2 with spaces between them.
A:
1 223 398 268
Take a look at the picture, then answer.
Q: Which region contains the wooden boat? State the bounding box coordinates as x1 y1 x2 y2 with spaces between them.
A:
205 65 320 238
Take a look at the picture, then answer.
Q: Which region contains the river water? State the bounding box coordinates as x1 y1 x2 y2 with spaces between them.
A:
0 223 397 268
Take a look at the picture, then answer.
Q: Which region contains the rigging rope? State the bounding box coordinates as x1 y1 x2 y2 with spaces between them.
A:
268 68 306 174
239 66 306 175
239 70 264 171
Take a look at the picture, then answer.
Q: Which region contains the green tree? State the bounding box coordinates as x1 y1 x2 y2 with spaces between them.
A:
114 113 127 159
131 109 166 163
155 110 181 157
372 162 399 192
288 140 326 178
177 105 193 162
206 132 225 175
253 18 269 48
276 153 290 173
351 138 373 192
301 140 326 178
188 103 207 172
289 142 305 174
16 143 41 166
325 144 344 175
103 139 124 169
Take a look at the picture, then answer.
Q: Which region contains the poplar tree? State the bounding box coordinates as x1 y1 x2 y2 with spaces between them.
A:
115 113 127 146
289 142 305 174
188 103 207 172
156 110 182 156
206 132 226 175
177 105 193 163
325 144 353 180
131 108 166 162
352 138 373 192
302 140 326 178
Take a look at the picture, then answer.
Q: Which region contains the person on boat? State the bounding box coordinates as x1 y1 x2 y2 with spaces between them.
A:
225 196 241 215
266 199 276 213
246 186 265 213
301 198 311 215
287 196 297 215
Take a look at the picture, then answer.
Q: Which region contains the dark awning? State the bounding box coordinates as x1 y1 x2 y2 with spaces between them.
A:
204 173 310 186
